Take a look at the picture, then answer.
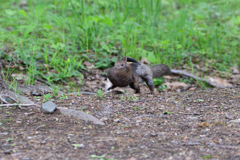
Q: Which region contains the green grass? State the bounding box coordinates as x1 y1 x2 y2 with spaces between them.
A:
0 0 239 86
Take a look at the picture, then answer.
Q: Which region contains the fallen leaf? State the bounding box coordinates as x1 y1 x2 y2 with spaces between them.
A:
199 122 210 127
231 64 240 74
83 61 94 69
208 77 232 87
230 75 240 84
163 82 188 91
11 73 28 81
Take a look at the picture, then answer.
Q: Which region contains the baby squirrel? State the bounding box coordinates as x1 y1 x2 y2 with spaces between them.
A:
107 53 171 94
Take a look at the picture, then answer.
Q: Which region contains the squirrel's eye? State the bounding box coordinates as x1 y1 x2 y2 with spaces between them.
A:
121 64 124 66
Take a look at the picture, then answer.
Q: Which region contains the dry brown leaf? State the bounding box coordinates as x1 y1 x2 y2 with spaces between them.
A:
231 64 240 74
164 82 188 91
163 75 176 81
18 66 25 70
230 75 240 84
11 73 28 81
83 61 95 69
199 122 210 127
43 64 50 68
20 0 27 7
208 77 232 87
188 87 196 91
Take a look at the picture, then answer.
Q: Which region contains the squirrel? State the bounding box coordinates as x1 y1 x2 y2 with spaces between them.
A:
107 53 171 94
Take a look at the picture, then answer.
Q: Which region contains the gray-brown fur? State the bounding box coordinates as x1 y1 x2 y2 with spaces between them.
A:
107 55 171 94
150 64 171 78
107 54 140 93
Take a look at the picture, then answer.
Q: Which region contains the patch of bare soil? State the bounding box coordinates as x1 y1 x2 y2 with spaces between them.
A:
0 87 240 160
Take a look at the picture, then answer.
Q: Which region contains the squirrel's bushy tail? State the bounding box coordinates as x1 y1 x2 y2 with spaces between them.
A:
150 64 171 78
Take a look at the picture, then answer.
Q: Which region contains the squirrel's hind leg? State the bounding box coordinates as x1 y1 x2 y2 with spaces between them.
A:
129 82 140 93
142 75 154 94
130 74 140 93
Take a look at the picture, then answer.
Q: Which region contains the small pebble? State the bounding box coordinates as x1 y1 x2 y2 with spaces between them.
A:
140 146 147 149
0 132 8 135
187 116 198 120
41 101 57 113
225 114 233 120
150 132 157 137
114 119 120 123
77 144 85 149
136 120 142 123
229 119 240 123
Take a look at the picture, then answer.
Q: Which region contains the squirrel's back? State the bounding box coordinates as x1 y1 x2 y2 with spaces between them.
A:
131 63 153 78
150 64 171 78
130 63 171 79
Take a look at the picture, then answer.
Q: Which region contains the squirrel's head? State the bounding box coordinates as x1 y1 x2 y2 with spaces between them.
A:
114 52 128 70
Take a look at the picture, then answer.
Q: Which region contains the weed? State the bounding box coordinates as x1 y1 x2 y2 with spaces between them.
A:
179 78 194 84
60 94 68 100
96 89 104 99
42 94 52 102
7 117 14 122
132 107 139 111
158 85 168 91
194 99 204 102
51 85 60 97
120 95 125 102
163 111 172 115
7 138 13 142
153 78 165 86
127 95 138 101
203 155 212 159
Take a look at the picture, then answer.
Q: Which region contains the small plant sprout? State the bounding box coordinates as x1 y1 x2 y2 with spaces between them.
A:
43 94 52 102
163 111 172 115
96 89 104 99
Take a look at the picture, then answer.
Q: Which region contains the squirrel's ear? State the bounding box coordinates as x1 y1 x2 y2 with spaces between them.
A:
123 52 127 61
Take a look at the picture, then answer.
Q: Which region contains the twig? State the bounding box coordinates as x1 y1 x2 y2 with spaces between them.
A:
182 142 201 146
67 92 96 95
0 103 40 107
171 69 225 88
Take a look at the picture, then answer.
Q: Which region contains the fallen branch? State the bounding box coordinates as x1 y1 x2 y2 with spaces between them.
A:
68 92 96 95
171 69 225 88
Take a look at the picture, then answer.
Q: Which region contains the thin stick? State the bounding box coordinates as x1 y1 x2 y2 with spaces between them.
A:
171 69 225 88
0 104 40 107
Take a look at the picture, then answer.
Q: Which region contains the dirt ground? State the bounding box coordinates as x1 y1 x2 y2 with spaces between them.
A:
0 86 240 160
